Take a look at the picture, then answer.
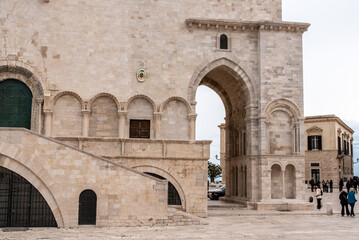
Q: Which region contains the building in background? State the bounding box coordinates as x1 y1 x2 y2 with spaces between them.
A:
305 115 354 187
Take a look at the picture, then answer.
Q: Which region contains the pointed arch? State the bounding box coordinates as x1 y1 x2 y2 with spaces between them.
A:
187 55 256 107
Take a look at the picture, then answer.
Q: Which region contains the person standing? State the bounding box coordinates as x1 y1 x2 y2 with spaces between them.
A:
322 180 326 193
309 179 314 192
314 186 322 210
347 178 353 193
339 189 350 216
348 188 357 216
339 178 344 192
329 180 333 193
353 178 358 193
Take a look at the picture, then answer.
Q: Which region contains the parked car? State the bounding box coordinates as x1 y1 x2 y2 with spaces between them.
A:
208 185 226 200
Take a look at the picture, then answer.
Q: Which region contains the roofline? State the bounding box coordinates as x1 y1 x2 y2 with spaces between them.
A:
305 115 354 134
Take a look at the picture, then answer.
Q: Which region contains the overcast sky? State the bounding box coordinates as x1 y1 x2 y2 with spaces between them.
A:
196 0 359 175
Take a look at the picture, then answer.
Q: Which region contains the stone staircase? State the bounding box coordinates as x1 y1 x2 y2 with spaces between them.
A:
207 200 247 216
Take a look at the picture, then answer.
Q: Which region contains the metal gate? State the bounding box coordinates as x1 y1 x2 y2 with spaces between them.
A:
0 167 57 228
78 190 97 225
0 79 32 129
144 172 181 205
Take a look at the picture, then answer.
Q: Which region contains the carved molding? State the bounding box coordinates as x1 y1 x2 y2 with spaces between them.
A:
185 19 310 33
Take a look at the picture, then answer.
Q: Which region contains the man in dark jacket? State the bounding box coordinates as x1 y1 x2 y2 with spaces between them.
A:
339 189 350 216
346 178 353 192
329 180 333 193
339 178 344 192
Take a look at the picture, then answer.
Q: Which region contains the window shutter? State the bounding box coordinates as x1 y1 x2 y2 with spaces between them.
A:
318 136 322 150
338 137 341 154
308 136 312 150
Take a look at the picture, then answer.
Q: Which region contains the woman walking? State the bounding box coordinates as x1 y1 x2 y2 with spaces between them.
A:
347 188 357 216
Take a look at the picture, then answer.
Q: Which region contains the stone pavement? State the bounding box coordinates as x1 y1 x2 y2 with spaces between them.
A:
1 188 358 240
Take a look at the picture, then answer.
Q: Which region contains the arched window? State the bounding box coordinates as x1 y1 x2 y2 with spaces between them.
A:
78 190 97 225
0 79 32 129
220 34 228 50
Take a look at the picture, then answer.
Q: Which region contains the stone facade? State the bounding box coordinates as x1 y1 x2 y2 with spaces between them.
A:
304 115 354 187
0 0 311 227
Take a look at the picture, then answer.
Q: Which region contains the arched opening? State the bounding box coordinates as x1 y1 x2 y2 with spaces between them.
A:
0 166 57 227
78 190 97 225
271 164 283 199
195 61 252 201
144 172 181 205
0 79 32 129
220 34 228 50
285 164 296 199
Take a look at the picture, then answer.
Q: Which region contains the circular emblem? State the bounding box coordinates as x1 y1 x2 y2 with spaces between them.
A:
136 69 146 82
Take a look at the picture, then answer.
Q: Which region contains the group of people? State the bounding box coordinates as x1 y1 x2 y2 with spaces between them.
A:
309 179 333 192
312 178 358 217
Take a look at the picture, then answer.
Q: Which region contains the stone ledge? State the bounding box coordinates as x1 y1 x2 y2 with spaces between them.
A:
185 18 310 33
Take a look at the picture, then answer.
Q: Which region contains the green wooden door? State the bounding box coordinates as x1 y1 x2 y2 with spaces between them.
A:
0 79 32 129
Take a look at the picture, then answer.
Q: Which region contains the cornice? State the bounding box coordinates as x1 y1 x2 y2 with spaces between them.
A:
305 115 354 134
185 18 310 33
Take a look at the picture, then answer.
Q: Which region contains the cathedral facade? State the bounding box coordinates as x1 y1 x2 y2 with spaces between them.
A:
0 0 309 228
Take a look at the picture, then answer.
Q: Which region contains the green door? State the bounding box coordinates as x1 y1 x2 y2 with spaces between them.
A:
0 79 32 129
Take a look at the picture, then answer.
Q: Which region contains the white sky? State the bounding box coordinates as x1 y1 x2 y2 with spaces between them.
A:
196 0 359 175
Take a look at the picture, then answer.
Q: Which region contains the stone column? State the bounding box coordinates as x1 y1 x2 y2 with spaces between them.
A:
82 110 90 137
188 114 197 141
218 123 226 184
118 111 127 138
282 170 285 200
37 100 43 134
259 117 267 155
294 123 300 154
154 112 163 139
43 109 53 137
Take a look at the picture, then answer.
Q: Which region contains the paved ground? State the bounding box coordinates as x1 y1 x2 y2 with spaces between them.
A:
1 188 357 240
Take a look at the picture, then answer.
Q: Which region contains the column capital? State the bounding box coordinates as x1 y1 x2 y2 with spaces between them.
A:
118 110 127 117
81 109 91 116
43 109 53 114
188 113 197 120
154 112 163 118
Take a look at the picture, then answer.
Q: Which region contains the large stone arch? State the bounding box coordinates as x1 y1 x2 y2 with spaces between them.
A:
187 55 256 107
132 165 186 211
0 153 65 228
189 55 257 201
0 65 44 132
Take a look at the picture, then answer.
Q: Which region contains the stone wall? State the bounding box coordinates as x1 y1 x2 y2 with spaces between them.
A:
0 128 174 228
55 137 210 217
